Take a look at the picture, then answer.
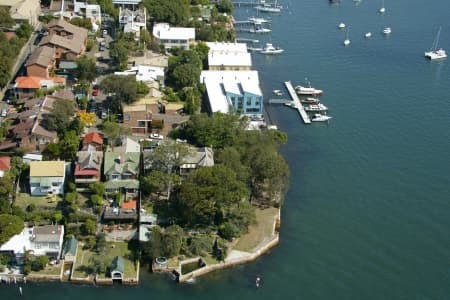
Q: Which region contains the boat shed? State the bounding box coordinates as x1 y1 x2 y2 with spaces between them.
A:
111 256 125 281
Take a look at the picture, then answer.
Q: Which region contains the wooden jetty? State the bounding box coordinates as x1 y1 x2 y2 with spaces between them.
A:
284 81 311 124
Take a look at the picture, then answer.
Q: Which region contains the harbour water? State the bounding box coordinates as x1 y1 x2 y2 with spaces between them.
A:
2 0 450 298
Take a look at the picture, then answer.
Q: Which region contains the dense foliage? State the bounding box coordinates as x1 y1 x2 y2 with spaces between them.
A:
0 214 24 244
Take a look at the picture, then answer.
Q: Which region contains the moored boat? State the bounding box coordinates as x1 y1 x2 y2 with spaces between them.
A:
295 85 323 96
365 32 372 38
273 89 283 96
260 43 284 54
301 97 320 104
311 113 333 122
304 103 328 112
425 27 447 60
383 27 392 35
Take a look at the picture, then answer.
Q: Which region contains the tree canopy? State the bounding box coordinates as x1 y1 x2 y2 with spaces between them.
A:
142 0 190 26
75 55 97 83
0 214 24 244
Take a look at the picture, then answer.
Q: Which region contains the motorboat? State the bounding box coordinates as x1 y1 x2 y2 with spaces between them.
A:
273 89 283 96
255 275 261 288
383 27 391 35
295 85 323 96
248 16 271 24
365 32 372 38
304 103 328 112
425 27 447 60
311 114 333 122
250 22 271 33
301 97 320 104
344 28 350 46
379 0 386 13
338 22 346 29
284 101 298 108
260 43 284 54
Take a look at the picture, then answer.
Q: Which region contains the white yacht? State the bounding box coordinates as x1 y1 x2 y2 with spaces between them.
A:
379 0 386 13
344 28 350 46
251 22 271 33
304 103 328 112
273 89 283 96
260 43 284 54
248 16 271 24
365 32 372 38
301 97 320 104
338 22 346 29
425 27 447 60
284 101 298 108
383 27 392 35
311 114 333 122
295 85 323 96
256 0 282 13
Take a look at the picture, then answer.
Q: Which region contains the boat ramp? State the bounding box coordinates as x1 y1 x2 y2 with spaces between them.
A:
283 81 311 124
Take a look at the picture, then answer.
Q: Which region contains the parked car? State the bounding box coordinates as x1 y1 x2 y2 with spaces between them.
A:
92 88 99 96
150 133 164 140
102 29 108 37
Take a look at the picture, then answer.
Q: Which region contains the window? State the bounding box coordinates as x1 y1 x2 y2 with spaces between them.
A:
123 114 130 121
52 182 59 187
138 121 146 127
237 97 244 109
111 174 120 180
246 97 252 106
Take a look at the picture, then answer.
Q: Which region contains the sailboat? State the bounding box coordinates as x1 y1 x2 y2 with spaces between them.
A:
248 5 271 24
425 27 447 60
344 28 350 46
379 0 385 13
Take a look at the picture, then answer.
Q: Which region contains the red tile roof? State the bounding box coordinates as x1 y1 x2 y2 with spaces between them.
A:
121 200 137 209
83 132 103 146
74 163 100 176
15 76 66 89
0 157 11 171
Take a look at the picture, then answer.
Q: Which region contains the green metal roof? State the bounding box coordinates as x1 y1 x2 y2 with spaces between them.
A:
104 179 139 189
111 256 124 273
62 236 78 256
104 152 140 176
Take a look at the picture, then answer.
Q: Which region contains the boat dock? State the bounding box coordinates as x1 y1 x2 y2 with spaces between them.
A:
284 81 311 124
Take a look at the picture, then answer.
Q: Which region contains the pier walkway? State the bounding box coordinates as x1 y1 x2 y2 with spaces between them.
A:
284 81 311 124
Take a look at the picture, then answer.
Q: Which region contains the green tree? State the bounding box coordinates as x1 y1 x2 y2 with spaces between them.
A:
45 99 75 132
109 40 129 70
178 165 249 226
75 55 97 83
70 17 93 30
99 75 138 103
0 7 14 27
0 214 24 244
89 182 105 197
162 225 184 257
58 130 80 161
42 143 61 160
140 170 178 197
89 256 106 275
95 233 107 254
216 0 233 14
142 226 164 260
142 0 190 26
102 121 131 146
16 22 33 39
81 219 97 235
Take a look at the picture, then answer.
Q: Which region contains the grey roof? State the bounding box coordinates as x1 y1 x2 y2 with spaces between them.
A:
181 147 214 168
103 207 137 221
58 61 78 70
33 225 63 243
77 151 103 171
104 179 139 189
47 19 88 36
25 46 55 67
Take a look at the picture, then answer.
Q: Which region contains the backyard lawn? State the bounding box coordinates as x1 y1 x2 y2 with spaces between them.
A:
15 193 61 210
73 242 137 279
233 207 279 252
30 264 62 276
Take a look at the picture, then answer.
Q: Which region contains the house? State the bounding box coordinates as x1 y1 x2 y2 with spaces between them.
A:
206 42 252 71
14 76 66 99
74 151 103 187
122 102 153 135
200 70 264 115
103 206 137 222
82 132 104 151
110 256 124 281
103 152 140 195
8 118 58 152
0 156 11 177
29 161 67 196
73 0 102 27
40 19 88 62
0 0 41 29
119 8 146 36
112 0 142 7
152 23 195 50
180 147 214 178
61 236 78 262
115 65 165 83
25 46 57 78
0 225 65 261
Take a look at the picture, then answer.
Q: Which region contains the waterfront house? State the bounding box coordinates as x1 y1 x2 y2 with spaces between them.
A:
111 256 124 281
61 236 78 262
29 161 67 196
25 46 57 78
103 152 140 195
152 23 195 50
0 156 11 177
82 132 104 151
200 70 264 115
0 225 64 261
180 147 214 178
206 42 252 71
74 151 103 188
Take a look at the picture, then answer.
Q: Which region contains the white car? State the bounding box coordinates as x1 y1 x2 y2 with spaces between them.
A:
150 133 164 140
